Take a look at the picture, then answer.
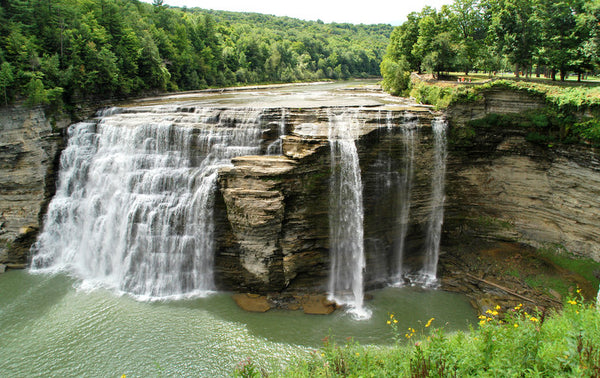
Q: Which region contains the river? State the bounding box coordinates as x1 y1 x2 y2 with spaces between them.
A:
1 81 476 376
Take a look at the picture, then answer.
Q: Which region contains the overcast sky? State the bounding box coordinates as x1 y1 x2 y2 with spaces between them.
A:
141 0 454 25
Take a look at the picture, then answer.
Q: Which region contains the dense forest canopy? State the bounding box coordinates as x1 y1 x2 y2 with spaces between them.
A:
0 0 392 107
381 0 600 95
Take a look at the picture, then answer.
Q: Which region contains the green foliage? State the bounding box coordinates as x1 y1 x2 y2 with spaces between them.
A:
379 56 410 95
382 0 600 86
276 296 600 377
0 0 392 107
0 62 14 105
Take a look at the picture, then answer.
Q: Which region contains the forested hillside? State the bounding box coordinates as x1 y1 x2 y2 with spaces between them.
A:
381 0 600 95
0 0 392 107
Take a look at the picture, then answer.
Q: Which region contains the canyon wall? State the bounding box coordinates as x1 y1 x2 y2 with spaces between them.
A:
1 87 598 304
0 107 67 267
445 90 600 263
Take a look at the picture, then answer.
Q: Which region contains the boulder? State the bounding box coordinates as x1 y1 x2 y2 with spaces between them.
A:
232 293 271 313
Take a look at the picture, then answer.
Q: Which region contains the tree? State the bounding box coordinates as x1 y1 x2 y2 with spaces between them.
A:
490 0 539 77
0 61 14 105
449 0 487 75
380 54 411 95
535 0 585 81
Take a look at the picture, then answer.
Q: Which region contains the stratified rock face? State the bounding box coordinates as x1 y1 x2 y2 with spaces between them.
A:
216 107 439 294
445 88 600 263
446 132 600 263
0 107 66 265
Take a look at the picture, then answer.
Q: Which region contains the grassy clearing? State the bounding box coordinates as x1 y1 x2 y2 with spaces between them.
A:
235 295 600 377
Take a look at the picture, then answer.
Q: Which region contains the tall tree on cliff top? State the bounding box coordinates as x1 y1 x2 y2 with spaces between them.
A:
534 0 585 80
489 0 539 77
449 0 487 75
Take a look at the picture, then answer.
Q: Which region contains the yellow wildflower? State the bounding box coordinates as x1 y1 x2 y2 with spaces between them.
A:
491 310 499 316
577 288 582 294
390 314 394 319
514 323 519 328
568 300 577 305
355 352 360 357
495 305 501 310
387 320 391 325
393 319 398 324
530 317 538 322
425 318 435 328
479 320 486 326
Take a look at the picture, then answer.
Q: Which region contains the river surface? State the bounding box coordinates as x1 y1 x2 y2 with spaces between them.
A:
1 81 476 377
0 270 474 377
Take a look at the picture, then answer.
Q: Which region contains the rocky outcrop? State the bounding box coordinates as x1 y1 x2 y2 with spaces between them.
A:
444 88 600 263
0 106 68 266
216 106 439 299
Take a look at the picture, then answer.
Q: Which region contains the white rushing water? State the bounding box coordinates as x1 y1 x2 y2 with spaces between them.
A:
391 114 418 285
420 117 448 286
327 109 371 319
31 107 263 299
266 108 286 155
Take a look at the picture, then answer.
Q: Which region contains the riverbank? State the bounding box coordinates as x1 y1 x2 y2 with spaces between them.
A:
266 294 600 377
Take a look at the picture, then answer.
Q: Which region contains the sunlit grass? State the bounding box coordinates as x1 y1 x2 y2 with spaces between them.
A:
240 293 600 377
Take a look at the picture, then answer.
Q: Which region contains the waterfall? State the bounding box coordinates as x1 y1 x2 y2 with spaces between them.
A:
267 109 286 155
31 107 263 300
391 114 417 285
420 117 448 285
327 109 370 319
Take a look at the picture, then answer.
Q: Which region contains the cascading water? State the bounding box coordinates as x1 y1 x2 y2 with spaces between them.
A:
266 109 286 155
391 114 417 285
420 117 448 286
31 106 264 299
327 109 370 319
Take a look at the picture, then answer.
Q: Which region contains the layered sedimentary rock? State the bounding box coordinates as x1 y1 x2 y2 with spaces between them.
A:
216 107 439 298
0 106 67 266
444 89 600 263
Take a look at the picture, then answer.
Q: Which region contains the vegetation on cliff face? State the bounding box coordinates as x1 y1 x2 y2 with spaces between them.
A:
409 79 600 146
381 0 600 95
0 0 391 108
237 295 600 377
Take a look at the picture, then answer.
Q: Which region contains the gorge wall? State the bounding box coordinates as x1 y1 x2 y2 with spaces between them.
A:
445 90 600 263
0 107 67 267
2 86 598 310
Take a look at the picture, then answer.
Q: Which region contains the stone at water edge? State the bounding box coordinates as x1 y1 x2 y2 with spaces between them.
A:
300 295 337 315
0 264 5 274
232 293 271 313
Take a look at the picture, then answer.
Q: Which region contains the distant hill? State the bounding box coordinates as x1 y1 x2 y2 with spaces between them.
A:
0 0 392 107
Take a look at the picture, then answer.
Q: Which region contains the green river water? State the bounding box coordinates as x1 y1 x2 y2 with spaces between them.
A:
0 270 475 376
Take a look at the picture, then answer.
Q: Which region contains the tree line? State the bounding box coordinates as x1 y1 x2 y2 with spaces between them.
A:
0 0 392 107
381 0 600 95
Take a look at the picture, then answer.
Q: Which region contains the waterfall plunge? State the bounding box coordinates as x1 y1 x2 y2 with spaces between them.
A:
31 107 263 300
420 117 448 285
327 109 371 319
391 114 417 285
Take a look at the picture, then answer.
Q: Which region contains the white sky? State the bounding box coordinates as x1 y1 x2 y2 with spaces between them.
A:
142 0 454 25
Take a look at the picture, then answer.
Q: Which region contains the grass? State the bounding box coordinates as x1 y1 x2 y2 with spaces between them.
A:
236 295 600 377
537 245 600 291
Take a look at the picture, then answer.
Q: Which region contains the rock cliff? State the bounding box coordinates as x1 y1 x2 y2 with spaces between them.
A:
445 89 600 263
0 106 67 267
